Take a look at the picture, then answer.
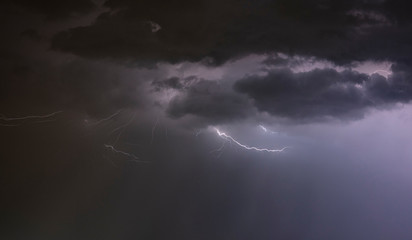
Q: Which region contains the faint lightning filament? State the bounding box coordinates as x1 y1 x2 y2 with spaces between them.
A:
259 125 268 132
259 125 278 134
104 144 148 163
0 111 63 121
86 109 122 126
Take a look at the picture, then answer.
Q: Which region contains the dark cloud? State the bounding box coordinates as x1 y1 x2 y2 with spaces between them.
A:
234 67 412 121
382 0 412 24
369 62 412 102
19 29 42 41
50 0 412 66
153 64 412 123
3 0 412 124
49 0 358 63
165 78 254 123
55 60 144 116
5 0 96 20
0 53 145 118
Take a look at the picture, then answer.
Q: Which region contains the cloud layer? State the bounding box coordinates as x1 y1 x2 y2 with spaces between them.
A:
51 0 412 66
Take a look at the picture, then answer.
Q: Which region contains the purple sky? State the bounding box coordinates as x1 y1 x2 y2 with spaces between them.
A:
2 0 412 239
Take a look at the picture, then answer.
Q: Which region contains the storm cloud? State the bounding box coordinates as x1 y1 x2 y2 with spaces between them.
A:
166 78 254 123
51 0 412 66
4 0 96 20
153 63 412 123
47 0 412 123
235 66 412 121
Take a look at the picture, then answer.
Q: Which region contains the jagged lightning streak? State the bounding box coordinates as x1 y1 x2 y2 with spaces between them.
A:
86 109 122 126
0 111 63 127
110 113 135 134
110 112 136 146
104 144 148 163
210 139 228 158
0 111 63 121
214 128 288 153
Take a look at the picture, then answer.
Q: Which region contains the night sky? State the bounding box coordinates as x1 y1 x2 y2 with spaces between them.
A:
2 0 412 239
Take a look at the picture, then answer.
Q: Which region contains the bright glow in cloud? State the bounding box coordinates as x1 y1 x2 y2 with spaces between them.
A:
259 125 277 134
353 61 393 77
259 125 268 132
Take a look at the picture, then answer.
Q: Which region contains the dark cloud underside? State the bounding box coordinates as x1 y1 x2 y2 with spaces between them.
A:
158 65 412 122
235 66 412 120
6 0 96 19
51 0 412 65
48 0 412 123
167 79 253 123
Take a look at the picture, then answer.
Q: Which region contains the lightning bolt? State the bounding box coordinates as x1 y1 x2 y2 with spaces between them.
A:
214 128 288 153
110 112 136 146
92 111 148 165
210 139 228 158
0 111 63 126
0 111 63 121
110 113 135 135
104 144 149 163
86 109 122 126
0 109 149 164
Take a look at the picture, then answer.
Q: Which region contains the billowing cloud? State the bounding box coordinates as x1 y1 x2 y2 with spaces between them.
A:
235 66 412 121
152 61 412 123
165 77 254 123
